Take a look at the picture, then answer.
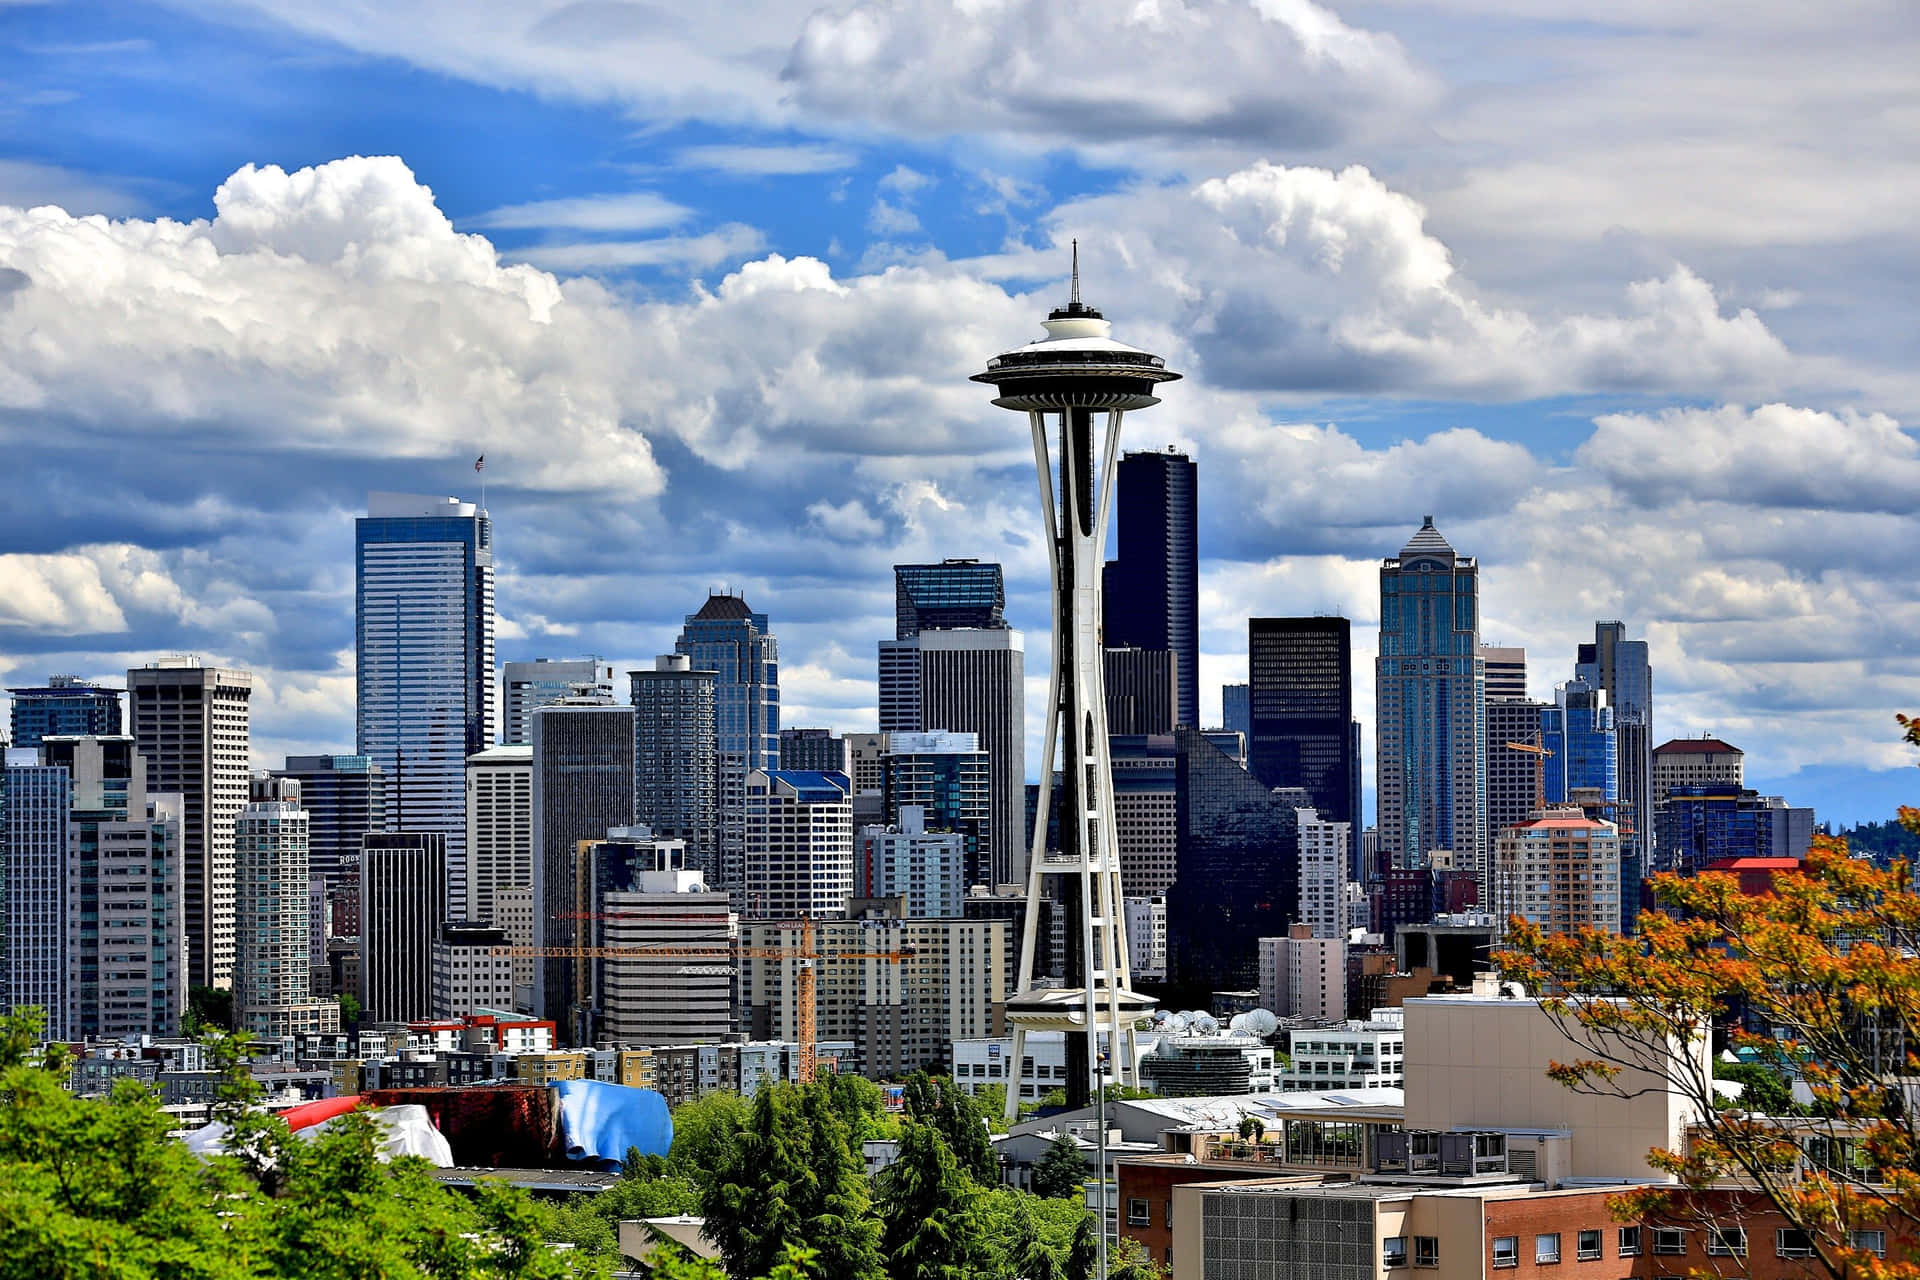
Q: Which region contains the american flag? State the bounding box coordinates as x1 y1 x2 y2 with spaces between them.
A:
474 455 485 472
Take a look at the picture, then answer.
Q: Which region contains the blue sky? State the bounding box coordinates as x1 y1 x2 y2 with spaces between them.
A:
2 0 1918 827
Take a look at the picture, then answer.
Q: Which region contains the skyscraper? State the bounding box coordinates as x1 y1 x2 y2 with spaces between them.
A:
465 745 532 927
675 594 779 899
500 659 615 746
272 754 386 901
631 655 719 877
8 676 122 749
1248 617 1359 842
1375 517 1487 884
894 560 1006 636
233 775 339 1035
1221 683 1250 742
593 832 734 1046
880 730 991 887
128 659 252 990
1103 647 1178 735
1103 448 1199 729
1295 807 1351 940
1486 698 1553 835
778 728 848 774
356 491 497 921
1576 621 1653 927
5 752 71 1029
917 628 1026 886
1540 680 1617 804
358 831 447 1023
531 695 634 1033
743 769 853 921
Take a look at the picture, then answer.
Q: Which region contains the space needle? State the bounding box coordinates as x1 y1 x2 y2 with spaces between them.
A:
974 245 1179 1153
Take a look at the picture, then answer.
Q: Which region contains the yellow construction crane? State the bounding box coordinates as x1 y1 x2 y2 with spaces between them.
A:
1503 737 1553 810
496 917 914 1083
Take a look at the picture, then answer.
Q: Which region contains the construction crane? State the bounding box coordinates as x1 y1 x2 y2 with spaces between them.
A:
1503 738 1553 810
495 917 914 1083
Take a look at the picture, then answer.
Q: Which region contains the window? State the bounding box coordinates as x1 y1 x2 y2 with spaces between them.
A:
1853 1230 1887 1258
1706 1227 1746 1258
1653 1228 1688 1256
1618 1226 1642 1257
1126 1198 1149 1228
1413 1236 1438 1267
1776 1228 1814 1258
1577 1229 1601 1261
1384 1236 1407 1268
1535 1233 1561 1264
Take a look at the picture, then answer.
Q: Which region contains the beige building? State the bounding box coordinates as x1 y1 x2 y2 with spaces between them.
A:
465 745 532 927
1491 808 1621 937
738 906 1007 1075
1111 736 1178 895
430 923 516 1018
1651 736 1743 806
493 885 535 1009
1259 925 1346 1021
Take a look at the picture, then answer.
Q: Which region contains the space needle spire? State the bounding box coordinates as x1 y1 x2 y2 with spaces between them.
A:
973 250 1179 1135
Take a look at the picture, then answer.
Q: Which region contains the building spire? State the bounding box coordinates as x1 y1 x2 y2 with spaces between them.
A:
1070 238 1081 308
1049 238 1102 321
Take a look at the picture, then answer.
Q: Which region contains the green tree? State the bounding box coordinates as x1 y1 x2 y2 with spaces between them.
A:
668 1090 750 1183
1713 1059 1796 1115
899 1072 997 1184
182 985 233 1035
1030 1132 1088 1201
875 1123 988 1280
1066 1213 1098 1280
976 1189 1085 1278
336 992 361 1029
702 1084 883 1280
1105 1237 1164 1280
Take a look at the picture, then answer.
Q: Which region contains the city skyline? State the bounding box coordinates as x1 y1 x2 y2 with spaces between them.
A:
0 5 1916 829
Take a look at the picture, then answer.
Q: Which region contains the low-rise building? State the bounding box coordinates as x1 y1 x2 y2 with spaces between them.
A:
1277 1009 1406 1092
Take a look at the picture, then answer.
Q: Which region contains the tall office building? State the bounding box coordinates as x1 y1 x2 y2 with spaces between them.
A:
358 831 447 1023
501 658 615 745
1103 647 1178 735
128 659 252 990
6 751 72 1028
631 655 719 877
356 491 497 922
1540 680 1617 804
1375 518 1487 883
1657 786 1813 872
1296 807 1351 941
8 676 121 748
915 629 1026 886
234 775 339 1035
859 806 966 918
271 755 385 904
1248 618 1360 844
1651 737 1744 806
1221 683 1250 742
1103 448 1199 728
778 728 848 774
1486 699 1553 836
880 730 991 888
1168 727 1299 996
1479 646 1527 703
1576 621 1653 926
675 594 779 898
531 696 634 1031
1109 734 1181 897
894 559 1006 636
743 769 853 922
845 732 890 799
465 745 532 927
594 834 735 1045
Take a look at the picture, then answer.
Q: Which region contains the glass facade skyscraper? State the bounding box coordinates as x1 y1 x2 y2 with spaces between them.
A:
1540 680 1617 804
675 594 779 900
894 560 1006 637
7 676 122 749
631 655 719 878
881 730 991 888
1103 449 1199 728
1248 617 1359 846
1376 517 1487 883
1576 620 1653 931
355 492 496 922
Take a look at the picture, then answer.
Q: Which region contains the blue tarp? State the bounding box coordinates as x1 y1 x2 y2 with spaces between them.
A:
553 1079 673 1171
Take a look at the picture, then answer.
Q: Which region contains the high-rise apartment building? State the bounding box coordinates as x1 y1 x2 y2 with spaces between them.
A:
5 751 71 1029
1479 645 1527 703
234 775 339 1036
1124 894 1168 983
744 769 853 921
501 659 615 745
1493 809 1622 937
1541 680 1617 804
1578 622 1653 923
128 659 252 990
1259 926 1346 1022
271 755 385 901
631 654 719 877
1103 448 1199 729
358 831 447 1023
592 833 734 1046
1248 617 1360 844
674 595 779 898
1103 647 1178 735
1376 518 1487 882
894 559 1006 636
1296 807 1351 940
8 676 122 748
1109 734 1180 896
465 745 532 927
356 491 496 921
1221 683 1250 742
778 728 848 774
531 696 634 1030
858 806 966 918
1169 727 1299 995
880 730 991 888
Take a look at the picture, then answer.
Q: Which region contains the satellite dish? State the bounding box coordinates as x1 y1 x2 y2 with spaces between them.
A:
1166 1013 1191 1034
1244 1009 1279 1037
1193 1015 1219 1035
1228 1014 1250 1033
1151 1009 1170 1025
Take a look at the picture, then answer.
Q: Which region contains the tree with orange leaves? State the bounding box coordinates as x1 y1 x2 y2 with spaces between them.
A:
1496 717 1920 1279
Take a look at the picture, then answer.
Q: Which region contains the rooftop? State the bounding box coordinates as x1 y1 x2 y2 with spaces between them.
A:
1654 737 1742 755
690 592 755 621
1399 515 1455 559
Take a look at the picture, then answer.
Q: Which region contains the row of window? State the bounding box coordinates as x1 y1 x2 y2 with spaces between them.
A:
1483 1226 1888 1268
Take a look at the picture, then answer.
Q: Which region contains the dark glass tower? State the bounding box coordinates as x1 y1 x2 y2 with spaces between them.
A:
1248 618 1358 837
675 593 779 902
1103 449 1198 729
894 560 1006 637
1168 727 1299 998
8 676 122 749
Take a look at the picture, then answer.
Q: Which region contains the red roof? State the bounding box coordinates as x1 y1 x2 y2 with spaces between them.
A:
1512 814 1613 831
1704 857 1801 871
1654 738 1742 755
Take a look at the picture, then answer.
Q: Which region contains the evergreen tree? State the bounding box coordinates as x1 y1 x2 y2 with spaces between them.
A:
875 1123 987 1280
899 1071 997 1184
1066 1213 1098 1280
702 1084 883 1280
1029 1132 1088 1200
